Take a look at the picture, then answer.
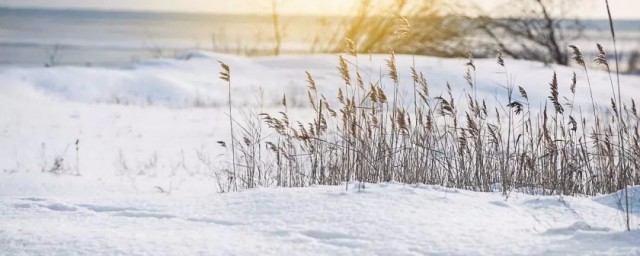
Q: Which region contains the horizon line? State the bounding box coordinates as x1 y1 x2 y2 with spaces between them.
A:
2 6 640 21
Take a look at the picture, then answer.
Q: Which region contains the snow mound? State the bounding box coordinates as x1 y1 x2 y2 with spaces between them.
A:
2 51 640 109
594 186 640 214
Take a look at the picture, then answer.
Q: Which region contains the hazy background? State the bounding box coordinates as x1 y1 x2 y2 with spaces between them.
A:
0 0 638 67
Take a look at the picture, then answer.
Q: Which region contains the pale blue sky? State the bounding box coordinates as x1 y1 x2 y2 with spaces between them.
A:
1 0 639 19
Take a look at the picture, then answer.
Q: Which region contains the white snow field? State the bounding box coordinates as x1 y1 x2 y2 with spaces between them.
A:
1 52 640 255
1 179 639 255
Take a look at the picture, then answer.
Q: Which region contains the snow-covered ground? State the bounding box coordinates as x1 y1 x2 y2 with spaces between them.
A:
1 52 640 255
1 178 639 255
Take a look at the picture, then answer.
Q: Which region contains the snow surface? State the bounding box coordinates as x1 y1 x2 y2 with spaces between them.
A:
1 178 639 255
1 52 640 255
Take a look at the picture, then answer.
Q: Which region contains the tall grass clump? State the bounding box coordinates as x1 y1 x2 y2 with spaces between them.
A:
219 40 638 199
213 5 636 231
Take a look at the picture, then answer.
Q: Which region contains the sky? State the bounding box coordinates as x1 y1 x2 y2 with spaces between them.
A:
1 0 639 19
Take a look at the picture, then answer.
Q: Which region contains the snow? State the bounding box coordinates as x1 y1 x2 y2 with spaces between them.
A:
1 178 639 255
1 52 640 254
4 51 640 109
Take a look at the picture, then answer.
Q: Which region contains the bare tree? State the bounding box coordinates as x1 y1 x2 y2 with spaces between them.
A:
478 0 583 65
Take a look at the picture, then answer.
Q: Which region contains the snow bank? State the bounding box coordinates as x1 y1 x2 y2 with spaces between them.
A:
2 51 640 109
594 186 640 216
